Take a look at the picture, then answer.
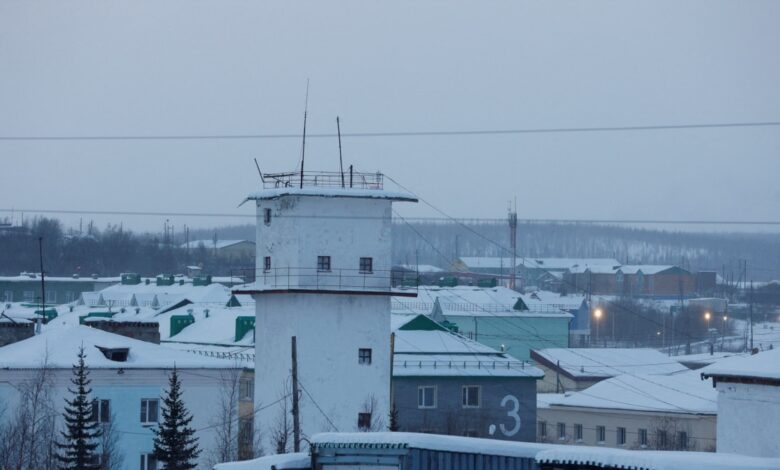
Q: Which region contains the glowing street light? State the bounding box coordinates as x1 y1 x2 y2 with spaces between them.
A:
704 311 711 332
593 308 603 345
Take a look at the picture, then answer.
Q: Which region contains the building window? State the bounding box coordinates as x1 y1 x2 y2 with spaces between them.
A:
657 430 668 448
639 428 648 447
418 386 436 409
263 256 271 273
45 291 56 303
557 422 566 441
317 256 331 272
263 208 272 225
462 385 480 408
617 427 626 446
3 291 11 302
358 412 372 430
240 379 254 402
65 291 75 303
574 423 583 442
140 398 159 425
359 257 373 274
358 348 372 365
23 291 34 302
677 431 688 450
91 399 110 423
538 421 547 441
140 453 158 470
239 417 254 446
596 426 606 444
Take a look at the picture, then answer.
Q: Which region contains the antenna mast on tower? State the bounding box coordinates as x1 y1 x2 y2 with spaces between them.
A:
337 116 345 188
300 79 310 189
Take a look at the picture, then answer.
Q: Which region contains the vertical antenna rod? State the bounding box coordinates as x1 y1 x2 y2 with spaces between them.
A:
337 116 345 188
300 80 310 189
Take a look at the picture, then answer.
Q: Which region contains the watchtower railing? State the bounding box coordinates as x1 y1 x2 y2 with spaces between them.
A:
262 170 383 190
234 267 418 294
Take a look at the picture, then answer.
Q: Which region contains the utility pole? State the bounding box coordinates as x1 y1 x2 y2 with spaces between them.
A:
389 332 395 422
749 281 754 352
291 336 301 452
508 207 518 291
37 237 45 334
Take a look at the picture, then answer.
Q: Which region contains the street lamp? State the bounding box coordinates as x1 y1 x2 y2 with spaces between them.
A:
704 311 711 339
593 308 603 346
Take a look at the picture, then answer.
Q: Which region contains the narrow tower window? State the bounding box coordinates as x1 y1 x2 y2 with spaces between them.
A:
263 208 272 225
359 257 373 274
358 348 372 365
317 256 331 272
264 256 271 273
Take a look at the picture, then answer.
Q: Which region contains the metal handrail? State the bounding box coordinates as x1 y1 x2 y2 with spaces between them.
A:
234 266 418 293
262 170 383 190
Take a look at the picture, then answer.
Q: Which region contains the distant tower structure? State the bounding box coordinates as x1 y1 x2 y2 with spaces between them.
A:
235 169 417 451
508 206 518 291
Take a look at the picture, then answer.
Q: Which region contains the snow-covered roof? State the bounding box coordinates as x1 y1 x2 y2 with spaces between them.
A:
456 257 621 271
522 291 585 311
99 282 232 308
397 264 444 273
214 453 309 470
537 393 566 409
535 447 780 470
544 371 716 414
392 314 543 378
701 348 780 382
568 264 684 275
523 258 621 271
531 348 688 378
311 432 552 459
672 351 746 369
246 187 417 202
0 274 120 283
394 286 573 318
0 325 239 369
179 239 254 250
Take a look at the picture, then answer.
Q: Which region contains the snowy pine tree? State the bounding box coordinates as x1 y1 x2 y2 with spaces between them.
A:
153 367 201 470
57 346 101 470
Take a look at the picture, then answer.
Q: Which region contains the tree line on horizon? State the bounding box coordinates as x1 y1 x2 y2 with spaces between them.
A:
1 216 779 280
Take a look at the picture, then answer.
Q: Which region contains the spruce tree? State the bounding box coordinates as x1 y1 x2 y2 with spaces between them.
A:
153 367 201 470
57 346 102 470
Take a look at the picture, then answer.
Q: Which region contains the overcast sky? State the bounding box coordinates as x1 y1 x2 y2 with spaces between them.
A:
1 1 778 232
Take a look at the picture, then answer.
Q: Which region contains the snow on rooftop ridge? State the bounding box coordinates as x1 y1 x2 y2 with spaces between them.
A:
545 371 717 415
701 347 780 381
179 239 254 250
213 452 309 470
535 447 780 470
0 325 238 369
311 432 553 459
532 348 688 377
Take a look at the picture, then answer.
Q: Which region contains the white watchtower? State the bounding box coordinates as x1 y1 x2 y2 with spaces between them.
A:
235 170 417 451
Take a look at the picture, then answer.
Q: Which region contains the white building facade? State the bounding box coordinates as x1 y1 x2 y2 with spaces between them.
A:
237 172 417 451
702 349 780 458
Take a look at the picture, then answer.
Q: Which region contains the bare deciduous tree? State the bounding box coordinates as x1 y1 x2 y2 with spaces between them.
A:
99 413 124 470
0 353 58 470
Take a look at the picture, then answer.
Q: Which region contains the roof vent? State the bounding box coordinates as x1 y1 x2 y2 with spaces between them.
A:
72 273 80 279
91 273 99 279
95 346 130 362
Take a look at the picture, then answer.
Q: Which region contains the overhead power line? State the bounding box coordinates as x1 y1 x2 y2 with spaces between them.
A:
2 207 780 226
1 120 779 141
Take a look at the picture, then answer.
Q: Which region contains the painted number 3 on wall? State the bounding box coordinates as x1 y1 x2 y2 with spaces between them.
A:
499 395 521 436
